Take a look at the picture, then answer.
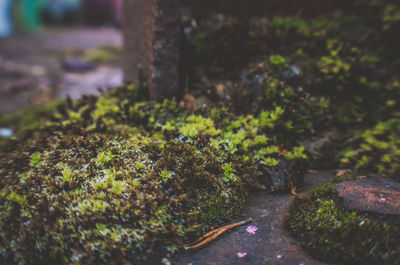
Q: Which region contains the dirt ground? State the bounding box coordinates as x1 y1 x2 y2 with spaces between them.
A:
0 27 123 115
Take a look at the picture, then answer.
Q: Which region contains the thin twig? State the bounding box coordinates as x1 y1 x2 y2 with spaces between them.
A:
184 217 253 250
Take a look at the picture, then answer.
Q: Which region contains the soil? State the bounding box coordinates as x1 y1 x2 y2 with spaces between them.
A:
174 171 337 265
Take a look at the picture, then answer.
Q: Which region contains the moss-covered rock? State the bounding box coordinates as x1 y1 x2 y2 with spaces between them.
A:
0 80 310 264
2 3 400 263
284 175 400 265
0 127 251 264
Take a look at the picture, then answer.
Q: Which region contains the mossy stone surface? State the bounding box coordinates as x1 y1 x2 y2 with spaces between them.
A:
336 177 400 217
284 176 400 265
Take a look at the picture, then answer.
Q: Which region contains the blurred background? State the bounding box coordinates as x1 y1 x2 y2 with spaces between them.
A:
0 0 124 115
0 0 123 35
0 0 399 116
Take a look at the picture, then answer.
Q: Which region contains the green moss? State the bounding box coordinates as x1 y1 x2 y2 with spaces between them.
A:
259 107 285 129
0 130 251 264
164 114 221 138
62 45 121 65
272 17 311 37
6 191 27 207
284 176 400 265
0 100 63 149
92 96 121 121
260 157 279 166
284 146 308 160
84 46 120 63
95 151 115 167
2 5 400 264
60 167 74 183
29 153 43 167
0 100 62 130
383 4 400 31
341 118 400 176
0 75 316 263
269 55 286 70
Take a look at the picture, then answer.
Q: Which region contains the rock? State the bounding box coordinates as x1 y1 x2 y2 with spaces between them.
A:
264 159 307 192
336 177 400 217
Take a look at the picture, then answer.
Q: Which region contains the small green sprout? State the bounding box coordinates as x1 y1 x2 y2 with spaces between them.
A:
160 170 174 181
61 167 74 183
30 153 43 167
222 163 238 182
7 191 27 207
269 55 286 70
95 151 115 167
261 157 279 167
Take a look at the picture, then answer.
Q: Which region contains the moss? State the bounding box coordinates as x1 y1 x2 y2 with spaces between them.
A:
0 79 305 263
269 55 286 70
163 114 221 138
0 101 62 130
284 175 400 265
62 45 121 65
341 118 400 177
0 100 63 149
0 130 251 264
382 4 400 31
29 153 43 167
2 4 400 263
83 46 121 64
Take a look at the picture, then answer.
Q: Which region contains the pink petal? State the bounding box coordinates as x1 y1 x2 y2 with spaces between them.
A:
276 255 282 259
237 252 247 258
246 225 258 234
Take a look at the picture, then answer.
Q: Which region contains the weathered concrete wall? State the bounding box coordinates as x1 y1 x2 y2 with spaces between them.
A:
123 0 181 101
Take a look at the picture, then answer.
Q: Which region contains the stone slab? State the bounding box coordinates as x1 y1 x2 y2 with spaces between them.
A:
336 177 400 216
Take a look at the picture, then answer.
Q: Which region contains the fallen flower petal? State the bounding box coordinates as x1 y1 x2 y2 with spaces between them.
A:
276 255 282 259
237 252 247 258
246 225 258 234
